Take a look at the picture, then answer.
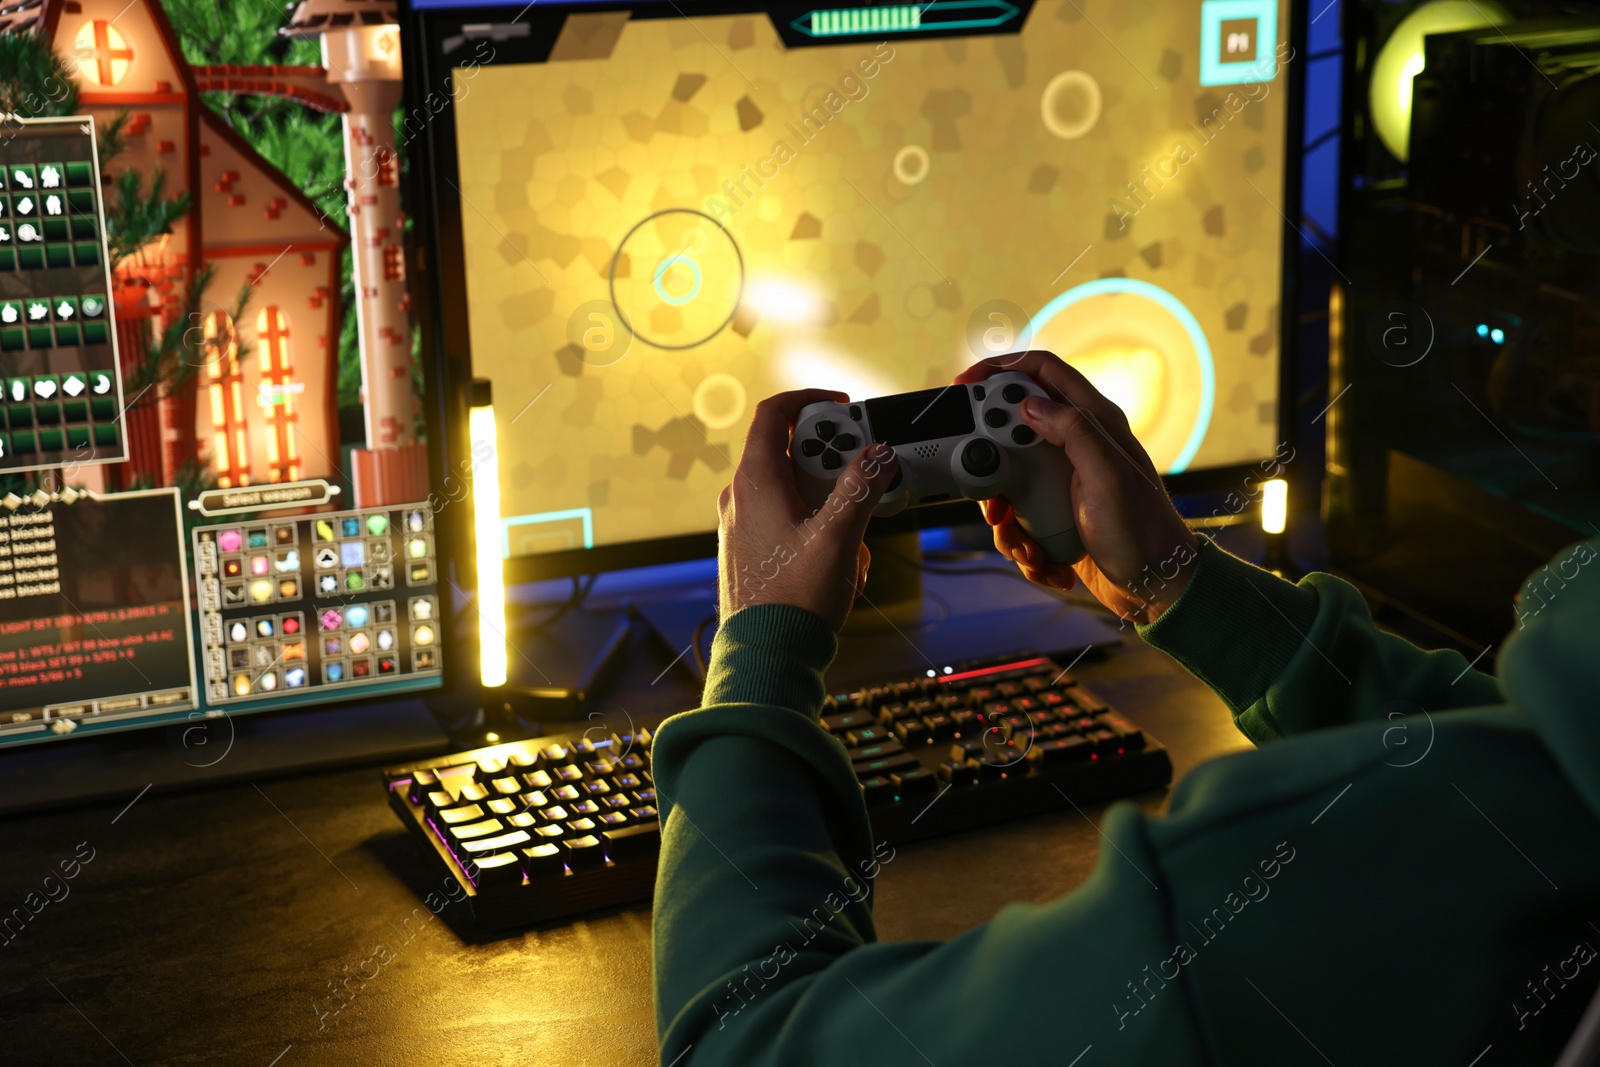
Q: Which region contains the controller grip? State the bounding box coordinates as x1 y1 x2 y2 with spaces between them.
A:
1010 448 1086 565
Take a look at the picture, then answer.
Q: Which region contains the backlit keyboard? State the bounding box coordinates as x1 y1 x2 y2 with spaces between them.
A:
382 653 1170 929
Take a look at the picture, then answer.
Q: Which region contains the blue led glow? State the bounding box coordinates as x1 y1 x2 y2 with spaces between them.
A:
1476 323 1490 338
653 254 702 306
1025 278 1216 474
1490 328 1505 344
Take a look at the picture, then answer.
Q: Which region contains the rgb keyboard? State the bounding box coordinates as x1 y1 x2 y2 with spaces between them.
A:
382 653 1171 929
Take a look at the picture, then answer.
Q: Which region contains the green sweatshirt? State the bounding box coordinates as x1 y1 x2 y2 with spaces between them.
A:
651 537 1600 1066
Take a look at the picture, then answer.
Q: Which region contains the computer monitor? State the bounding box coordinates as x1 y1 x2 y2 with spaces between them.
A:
407 0 1303 583
0 102 442 749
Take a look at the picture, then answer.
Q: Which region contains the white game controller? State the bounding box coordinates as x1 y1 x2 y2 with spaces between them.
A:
791 371 1085 565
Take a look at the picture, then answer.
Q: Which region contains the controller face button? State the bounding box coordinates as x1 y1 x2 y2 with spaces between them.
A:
849 405 862 421
1001 383 1028 405
821 449 843 471
1011 425 1036 445
972 386 986 401
887 468 903 492
833 432 858 451
800 438 824 457
961 438 1001 478
983 407 1009 428
816 420 836 441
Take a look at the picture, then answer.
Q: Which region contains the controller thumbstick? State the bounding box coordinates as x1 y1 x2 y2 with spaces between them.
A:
961 438 1001 478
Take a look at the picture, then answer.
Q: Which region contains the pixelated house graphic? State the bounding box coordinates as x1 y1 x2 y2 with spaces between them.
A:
2 0 347 492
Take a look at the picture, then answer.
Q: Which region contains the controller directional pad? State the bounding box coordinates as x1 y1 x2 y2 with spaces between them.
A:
801 422 859 472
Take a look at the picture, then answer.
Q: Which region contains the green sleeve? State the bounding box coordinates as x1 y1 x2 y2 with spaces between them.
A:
651 604 1206 1066
1136 537 1503 744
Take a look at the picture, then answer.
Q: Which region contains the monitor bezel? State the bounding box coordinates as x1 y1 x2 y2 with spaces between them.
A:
402 0 1305 589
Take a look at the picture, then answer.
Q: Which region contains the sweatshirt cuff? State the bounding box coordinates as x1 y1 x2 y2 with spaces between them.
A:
1136 537 1319 716
701 603 838 718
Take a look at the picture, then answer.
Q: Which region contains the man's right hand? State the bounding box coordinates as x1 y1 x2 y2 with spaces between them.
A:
954 351 1199 626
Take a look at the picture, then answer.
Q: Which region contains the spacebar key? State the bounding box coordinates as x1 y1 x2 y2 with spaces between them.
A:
853 753 919 778
460 830 532 853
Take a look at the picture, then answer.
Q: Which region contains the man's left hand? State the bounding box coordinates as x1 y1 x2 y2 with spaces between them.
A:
718 390 899 631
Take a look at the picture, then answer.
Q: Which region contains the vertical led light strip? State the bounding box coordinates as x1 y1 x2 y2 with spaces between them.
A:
469 398 508 688
1260 478 1288 534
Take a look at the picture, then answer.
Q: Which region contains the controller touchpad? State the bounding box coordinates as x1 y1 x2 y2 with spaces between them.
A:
863 386 975 445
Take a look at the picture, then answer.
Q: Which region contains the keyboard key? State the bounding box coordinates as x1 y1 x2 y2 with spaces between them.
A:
486 798 517 815
407 769 438 804
922 714 957 740
891 767 938 796
614 773 642 790
567 817 598 834
598 811 629 827
461 830 532 853
949 710 978 735
823 710 874 733
543 743 574 763
876 703 913 725
538 805 571 823
523 770 554 790
937 760 978 787
629 805 658 821
507 812 536 828
892 719 928 745
570 799 601 816
844 726 891 746
469 852 524 890
521 790 549 809
508 749 542 770
435 803 484 825
423 789 454 811
949 740 987 763
853 752 919 778
521 843 565 878
458 782 490 804
491 776 521 796
618 754 646 772
601 794 631 810
602 821 661 862
845 740 906 762
449 818 506 840
552 784 581 803
581 779 612 798
859 775 895 804
634 788 656 804
1071 689 1110 714
534 824 565 840
1027 736 1092 767
562 834 606 870
555 765 584 783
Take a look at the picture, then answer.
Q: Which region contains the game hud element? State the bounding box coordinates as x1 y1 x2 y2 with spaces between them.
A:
453 1 1289 554
0 116 128 474
0 489 196 740
193 503 441 705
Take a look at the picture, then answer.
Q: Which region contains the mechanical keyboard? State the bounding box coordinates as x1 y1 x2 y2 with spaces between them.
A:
382 653 1172 929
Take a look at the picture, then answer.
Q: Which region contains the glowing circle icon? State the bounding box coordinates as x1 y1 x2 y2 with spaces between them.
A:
610 208 745 351
1027 278 1215 473
1040 71 1103 141
692 373 748 430
653 253 703 306
892 145 930 185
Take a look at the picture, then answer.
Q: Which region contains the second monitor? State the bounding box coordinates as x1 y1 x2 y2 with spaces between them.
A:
421 0 1295 570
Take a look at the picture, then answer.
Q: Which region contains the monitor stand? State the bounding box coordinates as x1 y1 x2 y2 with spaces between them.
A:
846 529 928 632
628 532 1124 694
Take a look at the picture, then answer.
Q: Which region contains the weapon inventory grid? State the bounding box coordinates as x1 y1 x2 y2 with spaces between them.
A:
0 116 127 473
193 503 442 704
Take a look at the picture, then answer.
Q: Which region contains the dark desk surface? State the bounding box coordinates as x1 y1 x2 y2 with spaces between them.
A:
1 588 1251 1067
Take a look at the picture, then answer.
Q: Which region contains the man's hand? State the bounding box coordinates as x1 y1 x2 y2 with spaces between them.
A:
718 390 900 631
954 352 1199 626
